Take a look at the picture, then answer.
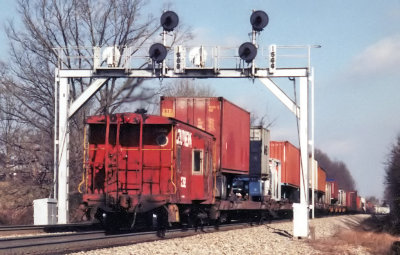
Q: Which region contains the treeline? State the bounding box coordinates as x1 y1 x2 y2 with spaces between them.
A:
384 135 400 233
315 149 356 191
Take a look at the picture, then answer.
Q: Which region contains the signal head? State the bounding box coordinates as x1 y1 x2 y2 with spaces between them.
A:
160 11 179 31
238 42 257 63
250 10 269 31
149 43 167 63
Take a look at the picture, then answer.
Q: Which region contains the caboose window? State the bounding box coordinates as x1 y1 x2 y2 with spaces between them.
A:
143 124 171 145
192 149 203 174
89 124 106 144
88 124 118 145
120 124 140 147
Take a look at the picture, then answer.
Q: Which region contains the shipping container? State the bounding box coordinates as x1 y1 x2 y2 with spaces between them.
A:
270 141 300 187
325 182 332 204
375 206 390 214
356 196 361 211
249 127 270 178
269 158 282 201
360 197 366 212
338 189 346 206
326 179 338 200
317 167 326 193
160 97 250 174
308 159 326 193
308 158 317 189
346 191 358 211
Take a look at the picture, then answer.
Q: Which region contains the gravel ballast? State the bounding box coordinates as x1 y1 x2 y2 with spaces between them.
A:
71 215 372 255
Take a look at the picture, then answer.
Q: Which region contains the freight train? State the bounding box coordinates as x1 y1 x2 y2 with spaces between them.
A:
79 97 364 232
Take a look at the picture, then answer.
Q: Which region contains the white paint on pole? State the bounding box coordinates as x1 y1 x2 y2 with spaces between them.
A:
311 67 315 219
53 69 59 200
299 76 309 205
294 76 309 237
68 78 108 118
293 203 309 237
58 77 69 224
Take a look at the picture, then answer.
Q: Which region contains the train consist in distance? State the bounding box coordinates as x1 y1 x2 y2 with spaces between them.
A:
80 97 365 232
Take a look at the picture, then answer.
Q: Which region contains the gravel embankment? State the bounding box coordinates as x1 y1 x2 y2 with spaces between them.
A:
71 215 371 255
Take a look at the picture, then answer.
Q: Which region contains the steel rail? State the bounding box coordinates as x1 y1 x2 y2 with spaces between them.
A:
0 223 99 237
0 219 291 255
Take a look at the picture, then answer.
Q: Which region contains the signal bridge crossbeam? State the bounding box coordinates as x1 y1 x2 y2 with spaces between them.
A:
54 44 315 239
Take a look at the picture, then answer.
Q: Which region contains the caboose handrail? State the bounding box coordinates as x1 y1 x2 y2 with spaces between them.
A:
120 148 173 151
142 148 173 151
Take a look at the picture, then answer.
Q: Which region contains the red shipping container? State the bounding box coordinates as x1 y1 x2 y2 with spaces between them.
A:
160 97 250 174
326 179 338 200
346 191 358 211
317 167 326 193
269 141 300 187
356 196 361 211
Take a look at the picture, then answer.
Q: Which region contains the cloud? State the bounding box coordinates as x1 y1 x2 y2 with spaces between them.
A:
348 34 400 77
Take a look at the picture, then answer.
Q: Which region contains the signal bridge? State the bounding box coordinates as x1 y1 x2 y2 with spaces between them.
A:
55 44 314 79
53 10 319 238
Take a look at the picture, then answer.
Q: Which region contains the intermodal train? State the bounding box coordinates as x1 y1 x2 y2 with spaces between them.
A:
80 96 365 232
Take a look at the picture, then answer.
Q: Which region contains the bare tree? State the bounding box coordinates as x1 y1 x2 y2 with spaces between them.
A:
384 135 400 230
250 112 276 129
142 79 216 114
162 79 217 97
0 0 192 189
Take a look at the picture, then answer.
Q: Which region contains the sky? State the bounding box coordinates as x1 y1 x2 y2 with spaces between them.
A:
1 0 399 200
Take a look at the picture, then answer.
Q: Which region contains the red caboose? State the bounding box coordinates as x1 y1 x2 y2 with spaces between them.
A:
82 112 215 226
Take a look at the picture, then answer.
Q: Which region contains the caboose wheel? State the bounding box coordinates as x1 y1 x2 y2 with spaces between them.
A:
155 207 168 238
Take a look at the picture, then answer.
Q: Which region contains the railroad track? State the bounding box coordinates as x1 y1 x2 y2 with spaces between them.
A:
0 223 100 237
0 220 287 255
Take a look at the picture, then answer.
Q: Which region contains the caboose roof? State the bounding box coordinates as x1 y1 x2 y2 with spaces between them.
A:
86 112 214 138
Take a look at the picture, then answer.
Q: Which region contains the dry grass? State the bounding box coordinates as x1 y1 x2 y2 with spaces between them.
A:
309 216 400 255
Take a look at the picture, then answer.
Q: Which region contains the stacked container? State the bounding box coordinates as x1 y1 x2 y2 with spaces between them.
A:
160 97 250 174
346 191 358 211
356 196 361 211
317 167 326 193
325 182 332 205
326 179 338 201
338 189 347 206
269 158 282 201
249 127 270 178
269 141 300 187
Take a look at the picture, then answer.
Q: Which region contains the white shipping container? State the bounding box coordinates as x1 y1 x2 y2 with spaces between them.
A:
269 159 281 201
325 182 332 205
375 206 390 214
338 189 346 206
360 197 366 212
33 198 57 225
